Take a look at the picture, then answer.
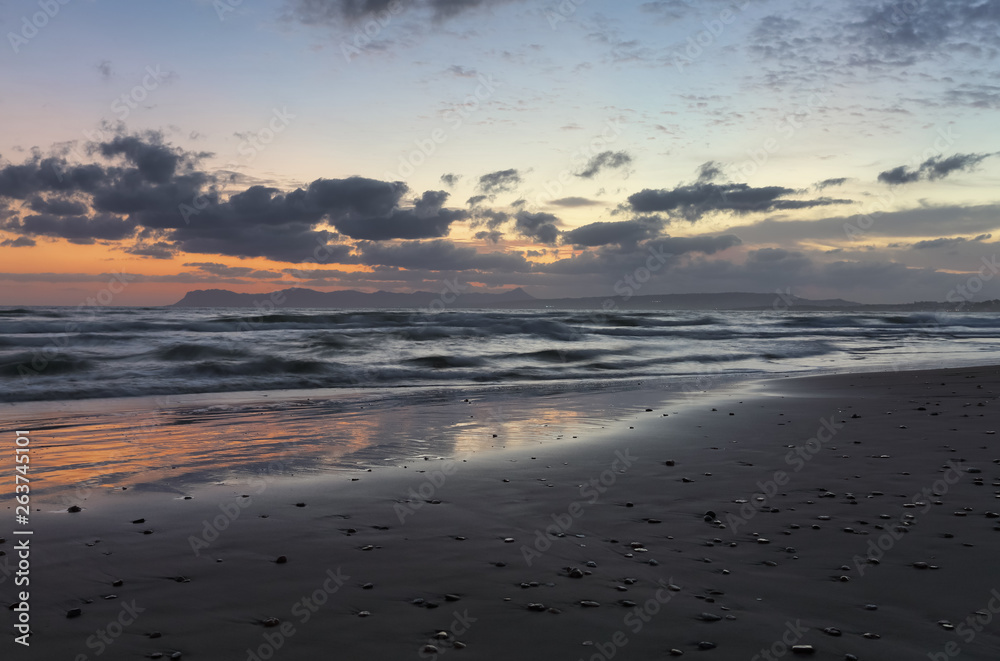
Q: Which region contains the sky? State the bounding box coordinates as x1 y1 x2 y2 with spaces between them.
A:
1 0 999 306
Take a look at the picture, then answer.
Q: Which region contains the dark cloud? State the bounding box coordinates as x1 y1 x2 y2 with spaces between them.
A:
911 233 991 250
184 262 283 278
1 236 35 248
514 210 559 244
575 150 632 178
878 153 996 185
477 168 521 194
562 216 665 247
287 0 526 25
440 173 460 187
467 194 488 207
471 208 509 229
357 239 530 271
124 241 175 259
7 213 137 245
814 177 848 190
474 230 504 243
95 134 197 184
696 160 723 183
332 207 468 241
97 60 113 80
0 135 474 261
628 182 849 221
26 195 90 216
549 196 601 207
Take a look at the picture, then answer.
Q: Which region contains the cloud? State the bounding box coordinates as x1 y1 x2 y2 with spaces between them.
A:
0 134 475 261
1 236 35 248
575 150 632 178
97 60 113 80
514 210 560 244
7 213 137 245
357 239 530 271
878 152 996 185
475 230 504 243
696 160 723 183
440 173 460 187
287 0 527 25
446 64 478 77
124 241 175 259
628 182 850 221
814 177 848 190
184 262 283 278
477 168 521 194
562 216 665 247
911 233 991 250
549 196 601 207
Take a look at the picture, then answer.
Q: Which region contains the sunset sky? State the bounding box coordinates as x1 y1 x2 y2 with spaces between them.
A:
1 0 999 305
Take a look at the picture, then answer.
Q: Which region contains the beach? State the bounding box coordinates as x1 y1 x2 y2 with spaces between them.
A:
3 364 1000 660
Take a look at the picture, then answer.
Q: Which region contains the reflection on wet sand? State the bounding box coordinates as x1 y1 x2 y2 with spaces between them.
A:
7 387 645 503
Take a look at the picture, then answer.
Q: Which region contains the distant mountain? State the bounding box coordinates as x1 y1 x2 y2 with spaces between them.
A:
491 292 859 311
171 288 1000 311
171 287 535 308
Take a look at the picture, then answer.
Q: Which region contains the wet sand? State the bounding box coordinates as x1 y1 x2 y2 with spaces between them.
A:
3 365 1000 660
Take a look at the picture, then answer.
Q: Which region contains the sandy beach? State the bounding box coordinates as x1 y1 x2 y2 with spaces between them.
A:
4 364 1000 660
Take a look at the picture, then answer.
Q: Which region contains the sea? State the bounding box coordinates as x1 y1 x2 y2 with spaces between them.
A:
3 306 999 405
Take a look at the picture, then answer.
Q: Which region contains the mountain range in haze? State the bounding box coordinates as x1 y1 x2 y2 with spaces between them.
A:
170 287 1000 311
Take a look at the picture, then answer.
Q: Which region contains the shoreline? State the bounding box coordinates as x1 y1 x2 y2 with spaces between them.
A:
3 363 1000 659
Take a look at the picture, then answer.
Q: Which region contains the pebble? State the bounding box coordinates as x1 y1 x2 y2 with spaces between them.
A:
697 642 717 650
67 506 82 513
791 645 815 655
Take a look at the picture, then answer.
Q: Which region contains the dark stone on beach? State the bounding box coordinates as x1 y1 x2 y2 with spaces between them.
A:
913 562 929 569
275 555 288 564
823 627 842 636
132 518 145 524
664 460 675 466
362 583 374 589
697 641 716 650
580 600 601 607
669 650 683 656
699 612 722 622
67 608 82 618
528 603 546 612
68 506 82 513
295 503 306 507
112 580 123 587
262 617 280 627
445 594 461 601
569 568 585 578
791 646 815 655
